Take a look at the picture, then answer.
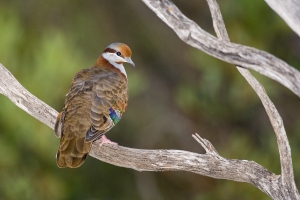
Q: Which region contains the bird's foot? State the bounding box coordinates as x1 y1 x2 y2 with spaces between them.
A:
98 135 118 146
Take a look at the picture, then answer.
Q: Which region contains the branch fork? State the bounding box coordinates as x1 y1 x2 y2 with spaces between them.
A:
1 0 300 199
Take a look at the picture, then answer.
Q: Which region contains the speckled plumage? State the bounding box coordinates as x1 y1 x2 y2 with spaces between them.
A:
55 43 133 168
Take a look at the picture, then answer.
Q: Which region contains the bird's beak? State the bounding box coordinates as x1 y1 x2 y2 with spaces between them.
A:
125 58 135 67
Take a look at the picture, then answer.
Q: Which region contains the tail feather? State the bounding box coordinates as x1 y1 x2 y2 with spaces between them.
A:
56 137 92 168
56 151 88 168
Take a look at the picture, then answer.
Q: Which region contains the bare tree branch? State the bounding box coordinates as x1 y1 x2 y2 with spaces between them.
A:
0 58 298 200
0 63 291 198
0 64 57 129
138 0 299 198
0 61 297 199
238 68 298 198
141 0 300 98
1 0 299 199
205 0 298 198
265 0 300 37
206 0 229 40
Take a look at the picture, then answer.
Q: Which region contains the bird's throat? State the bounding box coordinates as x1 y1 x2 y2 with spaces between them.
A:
95 55 127 79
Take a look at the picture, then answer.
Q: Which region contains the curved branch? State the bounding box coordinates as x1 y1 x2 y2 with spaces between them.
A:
90 134 282 197
205 0 298 198
0 2 299 199
141 0 300 98
138 0 299 198
237 68 298 198
0 63 295 199
0 64 57 129
0 64 287 197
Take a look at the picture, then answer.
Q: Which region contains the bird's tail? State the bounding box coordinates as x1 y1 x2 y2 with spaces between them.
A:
56 151 88 168
56 137 92 168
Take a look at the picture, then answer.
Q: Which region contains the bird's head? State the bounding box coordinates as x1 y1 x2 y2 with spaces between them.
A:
102 43 135 67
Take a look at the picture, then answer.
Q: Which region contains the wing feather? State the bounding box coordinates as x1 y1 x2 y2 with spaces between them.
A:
56 67 128 168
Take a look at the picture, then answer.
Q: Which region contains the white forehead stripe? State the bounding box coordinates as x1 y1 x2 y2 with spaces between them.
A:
102 52 127 78
108 42 122 49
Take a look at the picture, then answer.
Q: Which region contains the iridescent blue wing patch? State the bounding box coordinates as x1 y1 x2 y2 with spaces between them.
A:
109 108 121 124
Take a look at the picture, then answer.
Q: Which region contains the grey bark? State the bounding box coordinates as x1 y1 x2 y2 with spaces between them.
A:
1 0 300 199
205 0 298 198
141 0 300 98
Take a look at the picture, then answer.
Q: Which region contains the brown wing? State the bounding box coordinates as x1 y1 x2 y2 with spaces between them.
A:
85 69 129 142
55 67 128 168
56 69 94 168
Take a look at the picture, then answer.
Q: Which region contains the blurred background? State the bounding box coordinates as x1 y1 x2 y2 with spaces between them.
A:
0 0 299 199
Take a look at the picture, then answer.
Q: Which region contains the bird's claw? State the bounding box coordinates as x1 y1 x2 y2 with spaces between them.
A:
98 135 118 146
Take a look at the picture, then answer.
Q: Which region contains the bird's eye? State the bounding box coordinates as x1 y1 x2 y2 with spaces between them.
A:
116 52 121 56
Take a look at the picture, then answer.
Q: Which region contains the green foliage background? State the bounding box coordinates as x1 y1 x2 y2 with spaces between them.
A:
0 0 299 199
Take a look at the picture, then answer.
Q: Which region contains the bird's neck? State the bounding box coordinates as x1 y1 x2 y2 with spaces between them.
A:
94 55 127 79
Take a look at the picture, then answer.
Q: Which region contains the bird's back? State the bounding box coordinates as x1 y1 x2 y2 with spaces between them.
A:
55 67 128 168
